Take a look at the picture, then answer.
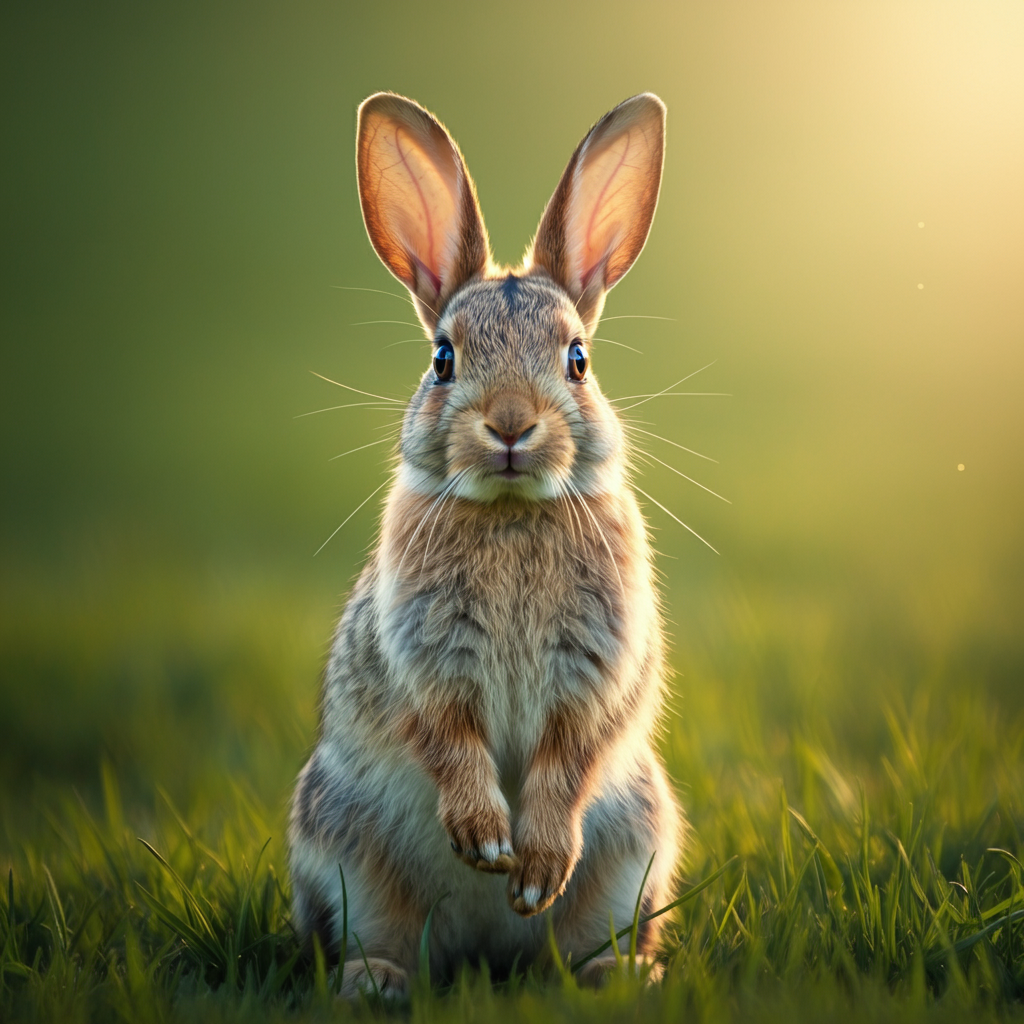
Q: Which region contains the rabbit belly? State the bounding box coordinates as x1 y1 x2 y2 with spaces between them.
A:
289 736 679 978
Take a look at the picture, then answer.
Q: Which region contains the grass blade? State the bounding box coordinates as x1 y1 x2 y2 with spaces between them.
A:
572 857 738 973
418 890 450 989
333 864 349 996
630 852 656 977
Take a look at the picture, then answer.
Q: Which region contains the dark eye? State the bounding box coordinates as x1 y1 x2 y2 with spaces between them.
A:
567 340 588 381
433 339 455 382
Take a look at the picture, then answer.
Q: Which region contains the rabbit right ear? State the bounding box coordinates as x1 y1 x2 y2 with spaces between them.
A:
357 93 491 333
527 94 666 334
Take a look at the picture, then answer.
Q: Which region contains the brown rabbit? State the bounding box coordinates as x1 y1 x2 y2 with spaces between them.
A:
289 91 683 997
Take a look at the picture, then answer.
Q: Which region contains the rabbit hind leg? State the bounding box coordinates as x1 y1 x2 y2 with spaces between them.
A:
574 953 664 988
334 957 409 1000
289 832 421 985
557 761 682 975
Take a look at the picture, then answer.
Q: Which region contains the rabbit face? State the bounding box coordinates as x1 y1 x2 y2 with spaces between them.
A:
397 275 623 505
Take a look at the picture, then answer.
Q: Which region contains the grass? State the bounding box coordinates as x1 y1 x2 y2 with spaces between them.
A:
1 552 1023 1022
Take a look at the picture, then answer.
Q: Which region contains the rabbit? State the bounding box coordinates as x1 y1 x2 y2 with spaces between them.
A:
288 90 684 998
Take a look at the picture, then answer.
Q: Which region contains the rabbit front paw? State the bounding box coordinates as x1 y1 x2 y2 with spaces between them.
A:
440 795 515 874
506 833 578 917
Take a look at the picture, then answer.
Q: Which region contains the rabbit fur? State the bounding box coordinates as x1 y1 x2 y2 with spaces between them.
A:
289 91 684 997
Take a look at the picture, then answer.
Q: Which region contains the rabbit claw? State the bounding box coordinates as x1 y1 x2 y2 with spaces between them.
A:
506 845 572 916
443 805 515 874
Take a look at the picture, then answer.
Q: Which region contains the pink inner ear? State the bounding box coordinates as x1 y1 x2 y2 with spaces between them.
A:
569 118 659 293
579 137 632 287
370 120 460 300
393 126 440 293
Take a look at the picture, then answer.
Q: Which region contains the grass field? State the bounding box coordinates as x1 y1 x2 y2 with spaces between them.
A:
2 550 1022 1023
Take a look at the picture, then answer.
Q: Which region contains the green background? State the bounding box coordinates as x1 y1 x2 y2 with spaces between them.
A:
2 0 1022 815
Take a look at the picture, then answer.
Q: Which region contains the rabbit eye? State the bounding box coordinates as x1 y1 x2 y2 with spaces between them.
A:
567 341 588 382
433 339 455 382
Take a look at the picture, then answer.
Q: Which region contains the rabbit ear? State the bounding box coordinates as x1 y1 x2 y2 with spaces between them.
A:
357 93 491 333
528 93 665 332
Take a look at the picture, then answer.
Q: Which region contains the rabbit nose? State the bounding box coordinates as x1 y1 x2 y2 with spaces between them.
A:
486 424 536 448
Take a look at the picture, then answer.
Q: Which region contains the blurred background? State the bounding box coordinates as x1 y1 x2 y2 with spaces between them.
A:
2 1 1022 841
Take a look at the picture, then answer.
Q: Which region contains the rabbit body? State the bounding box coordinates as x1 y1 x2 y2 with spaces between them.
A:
289 93 683 995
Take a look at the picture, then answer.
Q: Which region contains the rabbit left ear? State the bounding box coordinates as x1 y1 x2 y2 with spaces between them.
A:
528 94 665 333
357 93 491 333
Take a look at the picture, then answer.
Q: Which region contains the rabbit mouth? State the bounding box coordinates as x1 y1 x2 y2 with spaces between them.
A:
447 464 565 504
483 435 539 481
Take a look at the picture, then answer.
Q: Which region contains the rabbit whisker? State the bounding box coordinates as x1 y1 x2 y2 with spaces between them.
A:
566 478 626 601
554 477 586 555
395 469 468 581
351 319 426 331
598 314 675 322
329 435 398 462
591 336 643 354
295 402 402 418
310 371 404 403
416 474 468 583
565 487 587 556
615 392 731 404
611 360 717 411
624 426 718 463
332 285 412 304
334 281 439 322
632 483 719 555
635 451 730 503
314 479 389 557
383 338 430 349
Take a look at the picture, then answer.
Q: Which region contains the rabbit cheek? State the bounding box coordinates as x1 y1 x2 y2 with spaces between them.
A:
536 416 575 479
402 384 456 478
445 421 486 477
569 386 619 467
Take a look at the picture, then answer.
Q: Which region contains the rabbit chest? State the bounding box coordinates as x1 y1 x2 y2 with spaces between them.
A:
372 486 654 772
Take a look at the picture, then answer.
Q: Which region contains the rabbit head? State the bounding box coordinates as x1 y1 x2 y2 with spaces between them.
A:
356 92 665 506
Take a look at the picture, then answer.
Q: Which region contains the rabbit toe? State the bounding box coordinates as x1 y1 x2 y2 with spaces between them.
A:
506 847 573 917
443 805 514 874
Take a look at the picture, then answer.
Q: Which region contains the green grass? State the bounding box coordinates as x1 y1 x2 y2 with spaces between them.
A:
2 556 1023 1022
